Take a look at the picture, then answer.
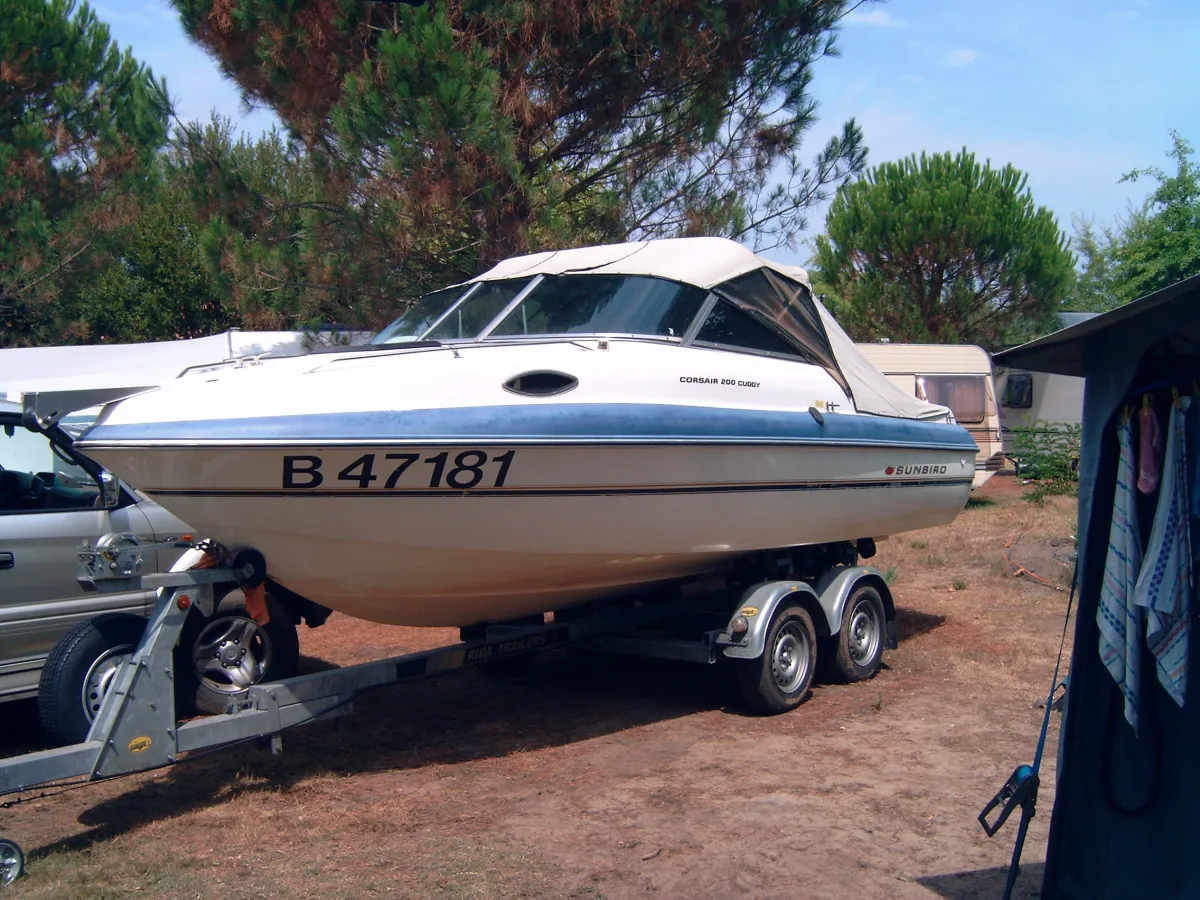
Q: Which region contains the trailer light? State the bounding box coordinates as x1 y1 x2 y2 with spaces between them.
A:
730 615 749 635
177 594 191 610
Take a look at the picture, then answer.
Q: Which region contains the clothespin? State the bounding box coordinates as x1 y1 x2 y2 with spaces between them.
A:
1143 393 1152 411
1121 404 1131 425
1192 380 1199 398
1173 386 1181 407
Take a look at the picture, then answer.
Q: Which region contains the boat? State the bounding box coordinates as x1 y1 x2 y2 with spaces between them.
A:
71 237 978 627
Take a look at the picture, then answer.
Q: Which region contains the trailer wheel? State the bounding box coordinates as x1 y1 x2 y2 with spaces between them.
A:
0 838 23 885
736 605 817 713
178 590 299 715
823 585 886 683
38 613 146 746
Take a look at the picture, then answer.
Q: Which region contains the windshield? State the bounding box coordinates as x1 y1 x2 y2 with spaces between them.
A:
489 275 707 339
372 287 466 344
374 273 713 344
426 279 528 341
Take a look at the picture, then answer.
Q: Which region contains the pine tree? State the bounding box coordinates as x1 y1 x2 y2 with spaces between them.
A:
813 149 1074 348
167 0 866 327
0 0 170 346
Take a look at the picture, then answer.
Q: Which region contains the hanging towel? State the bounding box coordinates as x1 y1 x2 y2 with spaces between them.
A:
1098 414 1144 732
1138 402 1163 494
1134 396 1193 708
1189 397 1200 524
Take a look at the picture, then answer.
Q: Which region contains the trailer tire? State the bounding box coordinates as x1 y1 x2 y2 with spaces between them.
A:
0 837 24 885
822 585 886 683
736 604 817 714
38 613 146 746
178 590 299 716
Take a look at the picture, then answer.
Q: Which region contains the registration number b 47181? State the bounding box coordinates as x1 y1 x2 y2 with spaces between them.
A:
282 450 516 490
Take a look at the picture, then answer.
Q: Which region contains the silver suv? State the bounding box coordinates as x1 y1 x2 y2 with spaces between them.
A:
0 400 309 745
0 400 192 702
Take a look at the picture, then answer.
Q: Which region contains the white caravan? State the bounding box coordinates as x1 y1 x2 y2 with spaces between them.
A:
993 367 1086 454
855 342 1004 488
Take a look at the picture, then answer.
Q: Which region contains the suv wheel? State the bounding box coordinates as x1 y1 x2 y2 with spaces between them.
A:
38 613 145 746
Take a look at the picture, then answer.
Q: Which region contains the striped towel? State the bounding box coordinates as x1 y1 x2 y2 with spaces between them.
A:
1098 415 1144 731
1134 397 1193 708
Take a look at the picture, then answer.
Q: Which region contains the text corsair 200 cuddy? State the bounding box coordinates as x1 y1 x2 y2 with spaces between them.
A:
72 238 977 628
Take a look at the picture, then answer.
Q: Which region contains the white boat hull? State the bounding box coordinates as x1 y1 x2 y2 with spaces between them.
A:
85 439 974 626
74 334 977 627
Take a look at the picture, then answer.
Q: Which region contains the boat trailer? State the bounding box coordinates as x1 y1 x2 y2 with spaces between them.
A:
0 534 896 885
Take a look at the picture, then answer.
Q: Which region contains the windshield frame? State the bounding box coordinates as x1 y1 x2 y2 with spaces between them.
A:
388 271 817 369
370 283 480 345
473 275 546 340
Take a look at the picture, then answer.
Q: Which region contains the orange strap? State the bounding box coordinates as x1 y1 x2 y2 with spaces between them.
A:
243 583 270 626
187 550 270 624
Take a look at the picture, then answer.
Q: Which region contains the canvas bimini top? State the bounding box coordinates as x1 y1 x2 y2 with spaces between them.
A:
374 237 951 422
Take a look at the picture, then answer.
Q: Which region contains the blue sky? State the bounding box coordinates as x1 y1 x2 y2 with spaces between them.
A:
96 0 1199 269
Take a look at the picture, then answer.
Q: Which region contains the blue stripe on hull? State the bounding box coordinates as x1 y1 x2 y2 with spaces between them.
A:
82 404 978 451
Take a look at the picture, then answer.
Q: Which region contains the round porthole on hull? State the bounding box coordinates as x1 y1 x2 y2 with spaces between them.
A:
503 371 579 397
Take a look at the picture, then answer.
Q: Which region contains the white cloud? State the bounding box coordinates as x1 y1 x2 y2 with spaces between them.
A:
902 73 928 85
844 9 903 28
943 48 980 67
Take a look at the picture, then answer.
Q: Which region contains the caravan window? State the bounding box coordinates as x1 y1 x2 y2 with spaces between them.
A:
1001 372 1034 409
917 375 989 424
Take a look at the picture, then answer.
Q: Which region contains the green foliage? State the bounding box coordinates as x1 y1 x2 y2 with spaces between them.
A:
165 0 866 329
1114 130 1200 301
57 172 240 342
1010 421 1082 504
813 149 1075 349
1063 130 1200 312
0 0 170 346
1062 214 1121 312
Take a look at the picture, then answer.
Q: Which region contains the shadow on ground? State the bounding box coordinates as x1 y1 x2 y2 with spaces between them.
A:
918 862 1044 899
20 650 740 858
895 607 946 642
8 602 947 859
965 496 998 509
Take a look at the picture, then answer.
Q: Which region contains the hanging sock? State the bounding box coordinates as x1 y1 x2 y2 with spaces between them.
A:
1134 395 1193 707
1098 412 1144 731
1138 398 1163 494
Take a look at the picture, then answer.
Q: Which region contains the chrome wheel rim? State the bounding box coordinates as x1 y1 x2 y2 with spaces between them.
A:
82 645 135 723
0 840 23 885
192 615 272 696
848 600 882 667
770 623 810 694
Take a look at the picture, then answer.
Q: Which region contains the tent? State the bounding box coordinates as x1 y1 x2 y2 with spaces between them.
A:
0 328 371 400
995 272 1200 900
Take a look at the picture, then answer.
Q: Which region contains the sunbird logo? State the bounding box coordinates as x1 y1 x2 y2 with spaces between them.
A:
885 464 947 476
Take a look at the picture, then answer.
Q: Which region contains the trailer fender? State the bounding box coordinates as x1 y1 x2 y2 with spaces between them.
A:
813 567 898 650
717 581 821 660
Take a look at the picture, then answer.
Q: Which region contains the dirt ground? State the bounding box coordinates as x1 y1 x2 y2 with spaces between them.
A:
0 475 1077 899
